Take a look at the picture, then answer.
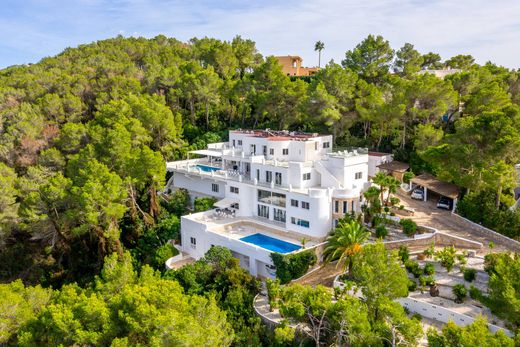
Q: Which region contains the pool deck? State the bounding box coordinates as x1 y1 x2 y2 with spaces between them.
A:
184 210 320 253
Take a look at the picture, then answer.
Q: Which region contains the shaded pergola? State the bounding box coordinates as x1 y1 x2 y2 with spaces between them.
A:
411 173 459 212
377 161 410 181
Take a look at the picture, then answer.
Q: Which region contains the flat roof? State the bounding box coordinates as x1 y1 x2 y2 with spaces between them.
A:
369 151 392 157
412 173 459 199
189 149 223 157
377 161 410 173
231 129 323 141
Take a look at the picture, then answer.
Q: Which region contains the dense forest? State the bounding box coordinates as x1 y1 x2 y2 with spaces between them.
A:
1 34 520 345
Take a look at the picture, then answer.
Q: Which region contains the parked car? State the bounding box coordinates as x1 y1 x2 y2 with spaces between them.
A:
411 187 424 200
437 196 452 210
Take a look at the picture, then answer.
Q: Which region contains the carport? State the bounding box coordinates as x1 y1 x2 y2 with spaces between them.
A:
411 173 459 212
377 161 410 181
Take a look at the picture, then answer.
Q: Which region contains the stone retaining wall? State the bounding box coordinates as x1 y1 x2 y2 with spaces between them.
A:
452 213 520 252
383 232 483 250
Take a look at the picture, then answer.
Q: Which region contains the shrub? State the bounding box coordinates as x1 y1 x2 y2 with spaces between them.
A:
403 171 415 184
389 196 400 206
375 225 388 239
484 253 500 274
408 279 417 291
153 244 179 268
398 245 410 263
463 268 477 282
436 246 456 272
419 275 435 286
271 250 317 284
372 215 382 228
469 285 482 300
405 260 422 278
400 219 417 237
453 284 468 303
266 279 281 310
423 243 435 258
194 197 218 212
423 263 435 276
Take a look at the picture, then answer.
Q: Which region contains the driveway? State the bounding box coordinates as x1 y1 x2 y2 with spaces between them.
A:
395 190 517 254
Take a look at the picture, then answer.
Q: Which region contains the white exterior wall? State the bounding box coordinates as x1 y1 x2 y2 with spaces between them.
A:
368 153 393 177
181 216 276 277
286 190 331 237
173 173 225 199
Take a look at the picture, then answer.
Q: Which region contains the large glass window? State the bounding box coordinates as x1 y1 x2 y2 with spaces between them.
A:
266 171 272 183
257 190 286 207
275 172 282 185
258 204 269 218
273 208 286 222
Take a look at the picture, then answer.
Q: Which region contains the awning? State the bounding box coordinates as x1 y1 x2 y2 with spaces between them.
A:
411 173 459 199
214 198 239 208
377 161 410 173
189 149 222 157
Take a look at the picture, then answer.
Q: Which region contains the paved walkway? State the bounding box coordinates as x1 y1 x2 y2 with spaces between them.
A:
396 191 515 254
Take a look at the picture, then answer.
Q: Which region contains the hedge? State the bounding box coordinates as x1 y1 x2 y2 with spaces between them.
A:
271 250 317 284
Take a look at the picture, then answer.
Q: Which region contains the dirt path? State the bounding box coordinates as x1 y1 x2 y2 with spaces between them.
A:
293 262 343 287
396 190 516 254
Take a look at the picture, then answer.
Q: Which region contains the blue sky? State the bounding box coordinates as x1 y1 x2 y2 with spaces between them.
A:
1 0 519 69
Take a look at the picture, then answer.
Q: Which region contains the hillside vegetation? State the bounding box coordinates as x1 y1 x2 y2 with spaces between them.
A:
1 34 520 345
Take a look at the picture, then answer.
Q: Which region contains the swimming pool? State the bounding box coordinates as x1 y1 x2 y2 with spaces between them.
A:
240 233 301 254
196 164 221 172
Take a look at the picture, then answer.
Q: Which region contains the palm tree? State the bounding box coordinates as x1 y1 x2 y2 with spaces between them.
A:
324 218 370 279
372 172 389 205
314 41 325 68
384 176 401 206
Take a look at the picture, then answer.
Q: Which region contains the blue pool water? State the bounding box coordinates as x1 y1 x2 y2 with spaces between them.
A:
240 233 301 254
196 164 221 172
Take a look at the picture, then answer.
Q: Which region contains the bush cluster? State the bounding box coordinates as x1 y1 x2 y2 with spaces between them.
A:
399 219 418 237
271 250 317 284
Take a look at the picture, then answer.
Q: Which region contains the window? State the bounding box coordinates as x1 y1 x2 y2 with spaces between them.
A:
269 148 274 155
212 183 219 192
323 142 330 149
355 172 363 179
230 186 239 194
343 201 348 213
250 144 256 155
302 201 310 210
303 173 311 181
238 140 242 146
232 139 236 147
258 190 286 207
190 237 196 248
334 219 339 227
263 145 267 155
291 199 299 207
258 204 269 218
266 171 272 183
334 201 339 213
256 169 260 181
291 217 310 228
315 142 318 150
282 148 289 155
352 200 355 212
273 208 286 222
275 172 282 185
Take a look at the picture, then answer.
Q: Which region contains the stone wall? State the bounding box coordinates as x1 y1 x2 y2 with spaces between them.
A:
384 232 483 251
452 213 520 252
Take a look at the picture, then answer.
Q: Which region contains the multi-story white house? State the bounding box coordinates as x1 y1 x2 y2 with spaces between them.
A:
166 129 371 277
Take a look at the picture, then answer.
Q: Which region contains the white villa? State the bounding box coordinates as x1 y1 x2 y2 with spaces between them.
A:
166 129 389 278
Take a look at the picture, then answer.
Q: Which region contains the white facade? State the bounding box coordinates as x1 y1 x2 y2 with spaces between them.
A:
368 151 393 178
166 129 371 277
